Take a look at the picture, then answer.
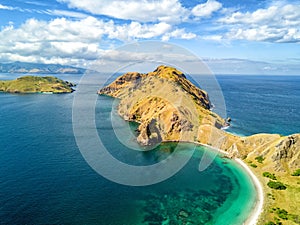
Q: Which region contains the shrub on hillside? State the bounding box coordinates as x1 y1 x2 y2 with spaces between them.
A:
267 181 286 190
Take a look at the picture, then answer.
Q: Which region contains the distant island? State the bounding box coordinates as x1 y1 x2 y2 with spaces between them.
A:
99 65 300 225
0 76 75 93
0 62 85 74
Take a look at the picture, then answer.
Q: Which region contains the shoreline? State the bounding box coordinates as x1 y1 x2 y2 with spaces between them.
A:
161 140 264 225
198 142 264 225
235 158 264 225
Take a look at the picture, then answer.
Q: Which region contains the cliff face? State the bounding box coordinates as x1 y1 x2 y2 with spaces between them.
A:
272 135 300 171
98 65 299 172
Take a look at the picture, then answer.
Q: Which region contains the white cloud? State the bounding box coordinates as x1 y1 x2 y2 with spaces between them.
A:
0 16 196 66
108 22 172 40
0 3 14 10
201 35 223 41
192 0 222 18
25 1 50 7
45 9 89 18
162 28 196 41
58 0 188 23
219 3 300 43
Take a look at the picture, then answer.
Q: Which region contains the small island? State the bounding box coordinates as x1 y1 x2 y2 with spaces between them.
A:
99 65 300 225
0 75 75 94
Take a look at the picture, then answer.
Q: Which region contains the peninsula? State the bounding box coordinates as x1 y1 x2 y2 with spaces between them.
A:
0 76 75 94
99 65 300 225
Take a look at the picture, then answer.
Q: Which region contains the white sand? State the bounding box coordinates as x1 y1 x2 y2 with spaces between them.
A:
199 142 264 225
235 158 264 225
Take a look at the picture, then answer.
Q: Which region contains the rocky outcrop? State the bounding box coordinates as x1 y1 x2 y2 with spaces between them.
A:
137 118 162 146
272 135 300 171
98 65 299 171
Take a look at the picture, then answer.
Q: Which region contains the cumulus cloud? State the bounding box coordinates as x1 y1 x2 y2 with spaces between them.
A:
108 22 172 40
192 0 222 18
162 28 196 41
58 0 188 23
219 3 300 43
0 16 196 65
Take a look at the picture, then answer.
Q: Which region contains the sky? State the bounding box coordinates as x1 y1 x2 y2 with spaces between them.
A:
0 0 300 74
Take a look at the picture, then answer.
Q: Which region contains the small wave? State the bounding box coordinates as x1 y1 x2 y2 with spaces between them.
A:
221 125 230 130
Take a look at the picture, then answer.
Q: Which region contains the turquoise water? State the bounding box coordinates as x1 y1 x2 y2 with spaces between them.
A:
1 73 299 224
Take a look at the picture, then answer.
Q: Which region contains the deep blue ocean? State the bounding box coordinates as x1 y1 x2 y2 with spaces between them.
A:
215 75 300 136
0 73 299 225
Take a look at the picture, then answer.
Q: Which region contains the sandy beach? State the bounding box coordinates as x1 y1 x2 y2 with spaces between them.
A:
199 142 264 225
235 158 264 225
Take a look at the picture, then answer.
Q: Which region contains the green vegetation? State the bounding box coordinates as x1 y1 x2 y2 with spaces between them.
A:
241 155 247 160
264 221 282 225
265 222 276 225
276 209 288 220
270 208 289 220
291 214 300 224
267 181 287 190
0 76 74 93
250 163 257 168
255 155 265 163
269 207 300 224
263 172 277 180
209 112 217 118
267 193 276 200
274 217 282 225
292 169 300 176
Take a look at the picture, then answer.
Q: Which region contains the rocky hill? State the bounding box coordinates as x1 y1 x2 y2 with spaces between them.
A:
99 65 300 224
0 76 75 93
98 65 300 224
99 65 299 172
99 65 225 146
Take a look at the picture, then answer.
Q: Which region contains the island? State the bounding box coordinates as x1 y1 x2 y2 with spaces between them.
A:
99 65 300 225
0 75 75 94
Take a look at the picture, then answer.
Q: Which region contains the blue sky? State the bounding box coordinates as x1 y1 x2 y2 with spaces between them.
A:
0 0 300 74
